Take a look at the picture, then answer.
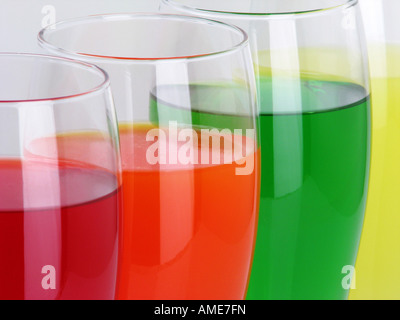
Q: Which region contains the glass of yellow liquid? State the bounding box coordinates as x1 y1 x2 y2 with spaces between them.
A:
350 0 400 300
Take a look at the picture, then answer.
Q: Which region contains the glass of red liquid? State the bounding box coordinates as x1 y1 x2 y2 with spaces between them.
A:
0 54 121 300
39 14 260 300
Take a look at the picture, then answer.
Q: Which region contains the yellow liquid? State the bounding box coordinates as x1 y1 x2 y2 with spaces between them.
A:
350 47 400 299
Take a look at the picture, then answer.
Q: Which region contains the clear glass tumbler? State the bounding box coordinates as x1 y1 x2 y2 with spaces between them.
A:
0 53 121 300
162 0 371 300
39 14 260 300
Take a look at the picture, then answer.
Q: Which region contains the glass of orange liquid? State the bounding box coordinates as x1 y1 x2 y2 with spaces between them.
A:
39 14 260 300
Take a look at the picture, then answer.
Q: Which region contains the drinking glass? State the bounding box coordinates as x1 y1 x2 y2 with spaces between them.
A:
348 0 400 300
0 54 121 300
39 14 259 300
163 0 371 299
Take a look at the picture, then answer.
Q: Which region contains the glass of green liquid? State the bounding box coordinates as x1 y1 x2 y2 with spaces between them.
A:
163 0 371 299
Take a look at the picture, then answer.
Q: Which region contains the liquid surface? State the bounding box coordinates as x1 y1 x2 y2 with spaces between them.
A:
0 159 120 300
150 83 254 131
247 76 370 300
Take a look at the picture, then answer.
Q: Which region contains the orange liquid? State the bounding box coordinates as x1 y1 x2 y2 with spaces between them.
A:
116 124 259 300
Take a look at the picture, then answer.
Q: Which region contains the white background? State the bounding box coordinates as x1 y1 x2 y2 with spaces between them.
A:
0 0 160 156
0 0 161 53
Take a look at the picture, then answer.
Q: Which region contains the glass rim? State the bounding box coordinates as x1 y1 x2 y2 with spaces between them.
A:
162 0 358 18
0 53 110 104
38 13 249 63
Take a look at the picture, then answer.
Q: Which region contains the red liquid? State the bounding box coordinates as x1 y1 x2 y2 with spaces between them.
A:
0 159 120 300
117 125 259 300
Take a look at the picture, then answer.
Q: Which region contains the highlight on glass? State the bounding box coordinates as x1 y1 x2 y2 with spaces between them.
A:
0 53 121 300
162 0 371 299
39 14 260 300
349 0 400 300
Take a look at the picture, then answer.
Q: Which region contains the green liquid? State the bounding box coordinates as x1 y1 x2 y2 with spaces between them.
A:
246 77 370 300
148 79 370 300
